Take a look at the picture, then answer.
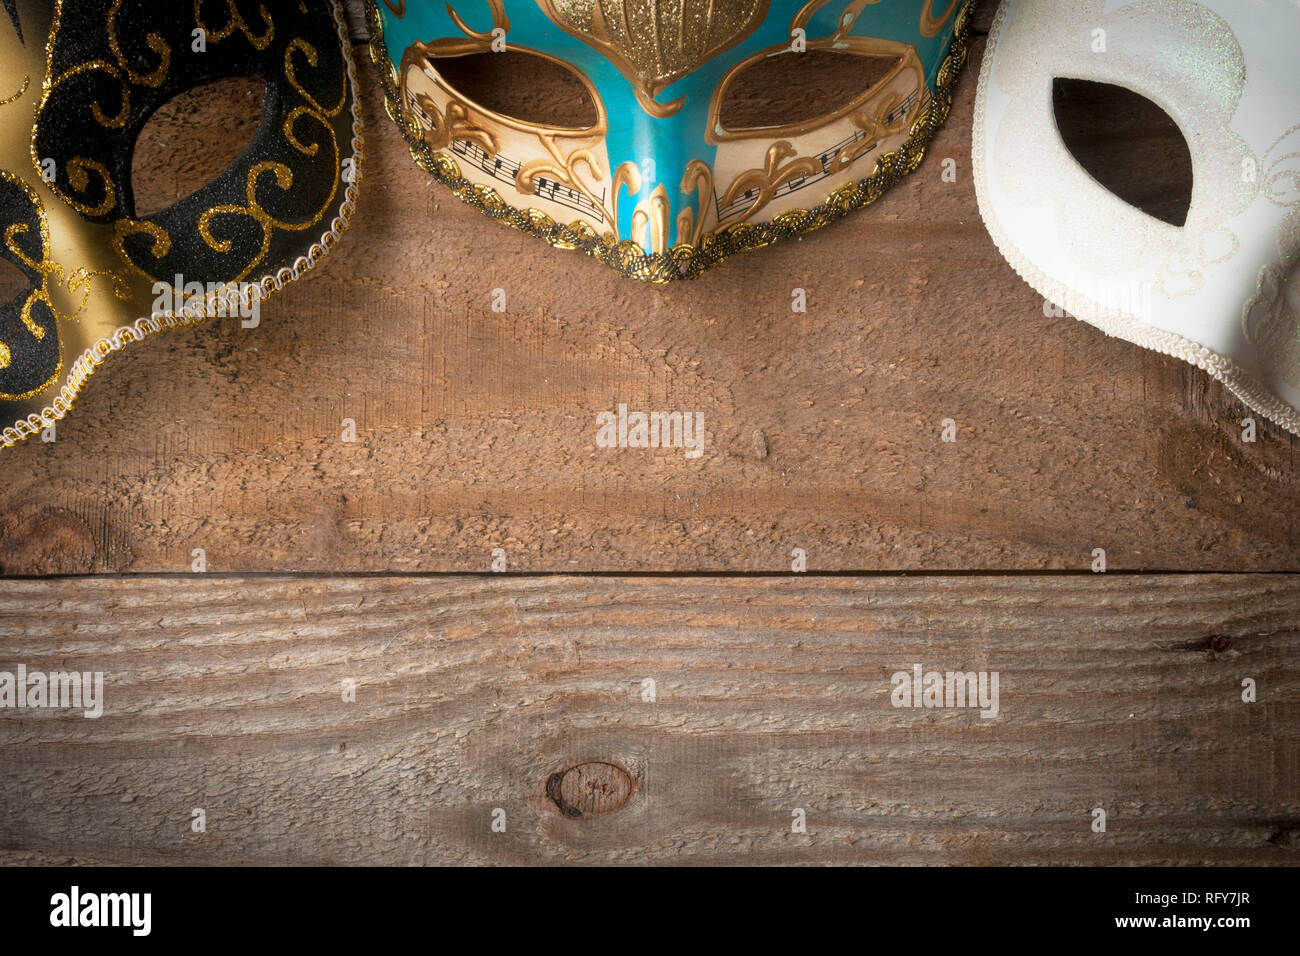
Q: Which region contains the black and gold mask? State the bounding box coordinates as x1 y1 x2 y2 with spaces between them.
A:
0 0 362 447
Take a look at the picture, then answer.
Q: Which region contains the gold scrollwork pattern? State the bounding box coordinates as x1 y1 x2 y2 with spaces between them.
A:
412 92 498 154
921 0 960 37
0 171 130 401
196 0 275 50
718 142 821 227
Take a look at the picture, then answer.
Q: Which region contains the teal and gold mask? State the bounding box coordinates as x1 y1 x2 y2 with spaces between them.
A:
369 0 971 281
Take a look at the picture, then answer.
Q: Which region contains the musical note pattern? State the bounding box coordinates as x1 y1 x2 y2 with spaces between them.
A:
452 141 607 221
405 86 433 126
406 79 927 233
716 87 927 224
404 87 608 221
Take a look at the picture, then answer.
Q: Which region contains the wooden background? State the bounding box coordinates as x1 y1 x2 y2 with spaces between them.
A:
1 0 1296 865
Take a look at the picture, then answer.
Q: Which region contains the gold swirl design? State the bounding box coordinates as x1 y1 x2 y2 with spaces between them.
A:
185 114 340 285
284 104 326 155
33 57 129 220
828 87 917 171
195 168 284 279
113 219 172 261
3 223 50 338
109 0 171 87
789 0 878 35
63 157 117 218
61 266 132 318
47 60 130 129
677 159 714 247
196 0 275 50
447 0 510 43
279 103 338 183
4 243 132 334
404 0 509 59
718 142 821 226
286 37 348 117
632 89 684 120
611 160 641 238
626 183 670 253
0 172 130 400
515 146 607 225
412 92 497 155
921 0 961 37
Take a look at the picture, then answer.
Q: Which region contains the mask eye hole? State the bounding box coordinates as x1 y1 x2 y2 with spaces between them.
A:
431 51 599 130
1052 78 1192 228
129 75 267 218
0 256 29 308
717 51 903 132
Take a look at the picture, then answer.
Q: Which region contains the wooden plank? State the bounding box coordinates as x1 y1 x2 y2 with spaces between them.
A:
0 574 1296 865
4 27 1297 576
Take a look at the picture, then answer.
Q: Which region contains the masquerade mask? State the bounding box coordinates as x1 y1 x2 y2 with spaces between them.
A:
368 0 972 282
974 0 1300 434
0 0 362 448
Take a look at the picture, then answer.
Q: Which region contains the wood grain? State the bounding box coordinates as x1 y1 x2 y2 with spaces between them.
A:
3 6 1297 577
3 0 1294 874
0 574 1296 865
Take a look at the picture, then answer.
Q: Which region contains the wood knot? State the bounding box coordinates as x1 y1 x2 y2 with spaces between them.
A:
546 761 635 819
0 505 97 574
1267 821 1298 848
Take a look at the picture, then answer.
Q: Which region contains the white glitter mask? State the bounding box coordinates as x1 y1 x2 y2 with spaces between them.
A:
973 0 1300 432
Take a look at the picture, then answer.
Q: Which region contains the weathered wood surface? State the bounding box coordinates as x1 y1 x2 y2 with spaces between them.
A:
0 574 1296 865
3 0 1296 871
3 11 1297 574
